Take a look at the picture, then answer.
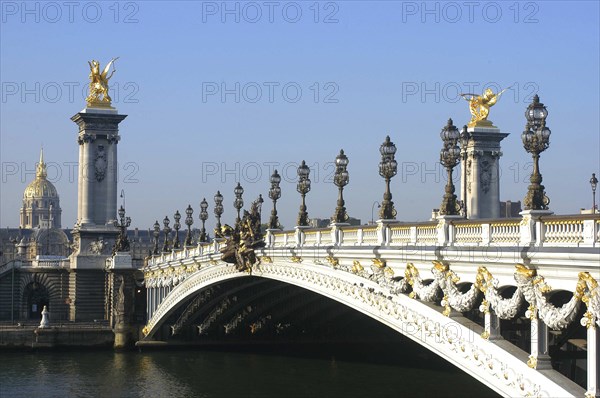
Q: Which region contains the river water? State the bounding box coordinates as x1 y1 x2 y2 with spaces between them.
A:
0 344 497 398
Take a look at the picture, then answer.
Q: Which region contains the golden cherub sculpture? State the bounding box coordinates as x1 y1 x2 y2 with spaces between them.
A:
460 86 512 128
85 57 119 107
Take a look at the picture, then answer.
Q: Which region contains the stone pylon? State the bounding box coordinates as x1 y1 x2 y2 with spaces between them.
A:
68 107 127 321
461 126 509 219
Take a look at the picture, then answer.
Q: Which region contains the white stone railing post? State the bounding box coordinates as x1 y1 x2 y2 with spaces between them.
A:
282 232 288 246
357 228 364 245
330 224 347 246
437 215 463 246
529 315 552 370
437 219 447 246
265 229 275 247
520 213 535 246
485 310 501 340
376 220 391 246
295 226 309 247
586 326 599 398
520 210 553 246
331 225 339 246
409 226 417 245
583 219 598 247
481 223 491 246
447 222 455 245
536 219 547 246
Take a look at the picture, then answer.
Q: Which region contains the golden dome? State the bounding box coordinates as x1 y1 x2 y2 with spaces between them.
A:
24 178 58 199
23 149 59 199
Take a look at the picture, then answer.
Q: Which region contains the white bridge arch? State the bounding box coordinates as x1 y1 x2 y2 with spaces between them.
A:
142 216 599 398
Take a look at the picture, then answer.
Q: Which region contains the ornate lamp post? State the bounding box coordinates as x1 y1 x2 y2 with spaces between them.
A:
162 216 171 252
590 173 598 214
214 191 224 237
297 160 311 226
113 205 132 253
199 198 209 242
378 136 398 220
268 170 282 229
522 95 551 210
234 182 244 229
152 220 160 254
459 125 469 216
184 205 194 246
371 201 380 224
172 211 181 250
332 149 350 223
439 119 462 216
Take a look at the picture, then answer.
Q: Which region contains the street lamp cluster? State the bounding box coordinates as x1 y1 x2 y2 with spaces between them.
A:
199 199 208 242
522 94 551 210
378 136 398 220
214 191 224 235
113 205 131 253
173 210 181 250
146 94 596 255
268 170 281 229
439 119 462 216
233 182 244 229
332 149 350 223
184 205 194 247
296 160 311 227
591 173 598 214
162 216 171 252
148 160 317 253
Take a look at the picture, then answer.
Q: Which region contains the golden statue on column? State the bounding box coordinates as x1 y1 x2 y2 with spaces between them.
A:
85 57 119 108
461 86 512 128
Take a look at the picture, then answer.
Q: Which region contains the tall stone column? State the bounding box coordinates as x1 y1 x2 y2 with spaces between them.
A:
73 109 126 227
69 108 127 321
464 127 508 219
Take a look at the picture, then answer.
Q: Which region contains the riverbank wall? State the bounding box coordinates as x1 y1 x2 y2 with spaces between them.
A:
0 324 114 349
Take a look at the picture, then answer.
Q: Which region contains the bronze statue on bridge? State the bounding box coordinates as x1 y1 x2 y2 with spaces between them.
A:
220 197 265 272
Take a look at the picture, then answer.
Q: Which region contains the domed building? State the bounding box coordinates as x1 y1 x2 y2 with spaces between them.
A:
20 149 62 229
0 149 152 322
0 149 71 321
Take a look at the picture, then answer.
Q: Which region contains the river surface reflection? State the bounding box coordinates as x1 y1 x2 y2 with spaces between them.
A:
1 345 498 397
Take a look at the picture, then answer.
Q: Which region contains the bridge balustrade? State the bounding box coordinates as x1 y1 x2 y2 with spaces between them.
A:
415 223 438 245
453 221 484 245
542 216 586 247
259 215 599 249
32 258 70 268
489 221 521 246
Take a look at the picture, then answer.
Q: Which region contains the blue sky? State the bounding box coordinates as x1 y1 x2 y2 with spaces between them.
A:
1 1 599 230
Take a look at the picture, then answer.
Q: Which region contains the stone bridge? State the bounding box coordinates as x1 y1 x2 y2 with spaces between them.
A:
142 213 599 398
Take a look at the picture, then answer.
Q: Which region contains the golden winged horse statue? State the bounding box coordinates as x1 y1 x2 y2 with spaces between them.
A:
460 85 513 128
86 57 119 107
